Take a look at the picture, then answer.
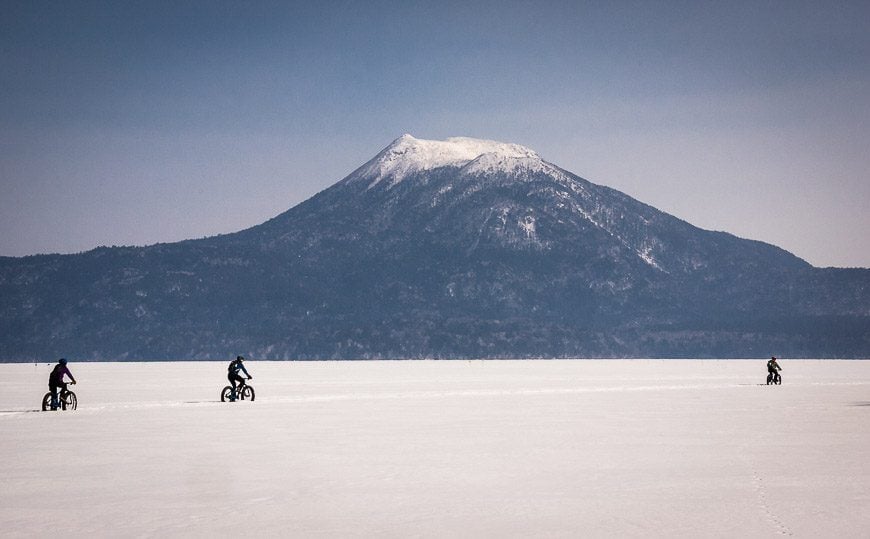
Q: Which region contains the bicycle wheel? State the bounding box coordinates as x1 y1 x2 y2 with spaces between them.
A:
221 386 234 402
63 391 77 410
240 385 255 402
42 392 53 411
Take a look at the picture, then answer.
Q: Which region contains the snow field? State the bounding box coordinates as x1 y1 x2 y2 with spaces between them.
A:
1 359 869 537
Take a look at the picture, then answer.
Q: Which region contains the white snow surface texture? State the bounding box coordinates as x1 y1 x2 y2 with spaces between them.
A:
2 359 869 538
354 134 551 187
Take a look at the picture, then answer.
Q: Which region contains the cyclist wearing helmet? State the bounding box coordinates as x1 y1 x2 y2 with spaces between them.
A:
227 355 252 400
48 358 76 410
767 356 782 385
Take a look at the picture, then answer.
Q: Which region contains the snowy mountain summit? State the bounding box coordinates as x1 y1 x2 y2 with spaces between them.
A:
1 133 867 361
353 134 551 188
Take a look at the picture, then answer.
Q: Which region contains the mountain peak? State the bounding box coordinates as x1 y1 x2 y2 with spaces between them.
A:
352 134 541 187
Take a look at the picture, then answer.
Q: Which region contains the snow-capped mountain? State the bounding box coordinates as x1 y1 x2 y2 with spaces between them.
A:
348 134 546 188
1 135 868 360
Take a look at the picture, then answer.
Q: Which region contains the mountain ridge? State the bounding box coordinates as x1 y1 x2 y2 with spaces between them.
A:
0 135 867 360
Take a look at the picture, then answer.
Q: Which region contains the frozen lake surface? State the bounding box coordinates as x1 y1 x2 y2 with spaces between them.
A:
2 359 869 537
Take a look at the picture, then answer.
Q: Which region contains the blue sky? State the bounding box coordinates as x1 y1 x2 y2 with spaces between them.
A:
2 1 869 267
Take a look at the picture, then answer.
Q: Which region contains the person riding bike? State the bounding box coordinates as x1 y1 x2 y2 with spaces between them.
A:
767 356 782 384
227 355 252 400
49 358 77 410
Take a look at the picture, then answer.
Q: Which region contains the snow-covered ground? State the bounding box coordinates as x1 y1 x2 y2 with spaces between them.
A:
2 359 869 537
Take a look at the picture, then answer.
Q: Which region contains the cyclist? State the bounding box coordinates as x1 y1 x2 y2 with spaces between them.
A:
227 355 252 400
49 358 77 410
767 356 782 385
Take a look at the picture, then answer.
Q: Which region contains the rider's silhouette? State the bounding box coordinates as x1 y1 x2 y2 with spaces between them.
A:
49 358 76 409
767 356 782 385
227 355 252 399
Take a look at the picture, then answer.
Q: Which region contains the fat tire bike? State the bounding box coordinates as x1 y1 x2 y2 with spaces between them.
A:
766 371 782 385
42 386 77 411
221 382 255 402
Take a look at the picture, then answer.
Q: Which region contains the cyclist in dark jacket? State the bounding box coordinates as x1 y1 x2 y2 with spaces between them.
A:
767 356 782 384
227 355 252 400
49 358 76 410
